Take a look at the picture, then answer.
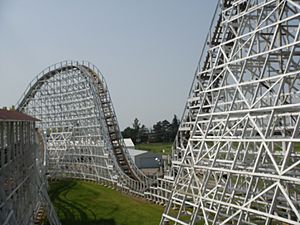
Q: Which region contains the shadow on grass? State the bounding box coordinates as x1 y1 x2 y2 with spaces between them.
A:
49 180 116 225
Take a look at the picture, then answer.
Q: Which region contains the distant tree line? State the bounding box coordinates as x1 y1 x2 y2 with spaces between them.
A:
121 115 180 144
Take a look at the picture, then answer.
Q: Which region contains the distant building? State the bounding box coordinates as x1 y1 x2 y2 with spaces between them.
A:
124 138 163 176
123 138 135 149
127 149 162 169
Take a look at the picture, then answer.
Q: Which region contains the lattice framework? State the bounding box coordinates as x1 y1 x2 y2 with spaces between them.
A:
161 0 300 224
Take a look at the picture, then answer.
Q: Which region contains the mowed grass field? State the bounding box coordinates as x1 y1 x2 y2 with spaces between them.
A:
135 142 173 155
48 180 164 225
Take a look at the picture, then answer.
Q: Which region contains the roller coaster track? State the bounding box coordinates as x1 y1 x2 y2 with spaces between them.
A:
17 61 151 193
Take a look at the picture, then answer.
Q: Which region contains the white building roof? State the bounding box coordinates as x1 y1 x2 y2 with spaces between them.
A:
123 138 135 148
127 148 147 157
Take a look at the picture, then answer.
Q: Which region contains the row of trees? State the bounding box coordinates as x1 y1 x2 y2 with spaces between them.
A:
122 115 180 143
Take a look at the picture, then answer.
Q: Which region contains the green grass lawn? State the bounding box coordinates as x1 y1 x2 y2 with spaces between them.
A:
135 142 173 155
48 180 164 225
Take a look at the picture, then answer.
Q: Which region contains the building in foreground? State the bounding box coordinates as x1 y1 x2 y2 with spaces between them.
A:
0 109 60 225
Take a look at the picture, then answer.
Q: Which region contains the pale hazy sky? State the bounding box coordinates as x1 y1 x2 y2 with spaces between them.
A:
0 0 217 129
